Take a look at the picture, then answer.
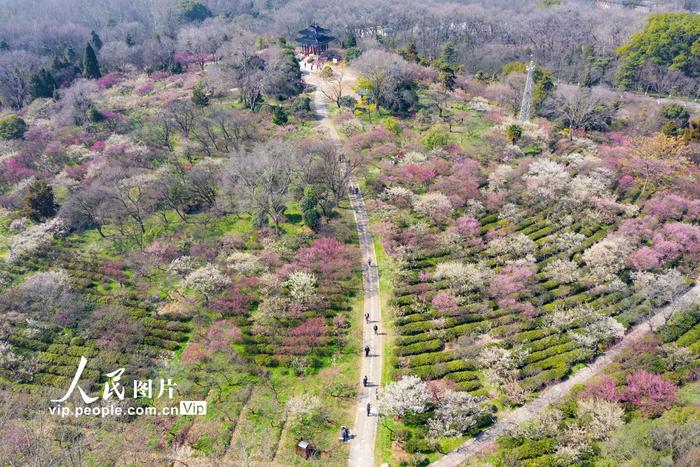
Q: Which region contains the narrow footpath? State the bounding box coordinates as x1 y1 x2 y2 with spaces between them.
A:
432 283 700 467
303 66 383 467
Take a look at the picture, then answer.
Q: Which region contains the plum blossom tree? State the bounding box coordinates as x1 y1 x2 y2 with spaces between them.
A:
544 259 580 284
478 346 528 386
285 271 317 303
225 251 266 276
582 235 632 284
568 316 624 349
486 233 537 263
632 269 687 328
581 375 621 402
413 192 453 224
622 371 678 417
433 261 492 293
380 375 433 418
523 158 570 202
427 391 487 438
447 215 482 247
627 246 664 271
183 264 231 301
431 291 458 313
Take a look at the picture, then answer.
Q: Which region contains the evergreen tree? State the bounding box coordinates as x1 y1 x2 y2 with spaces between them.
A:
22 179 58 222
90 30 103 50
170 60 183 74
125 32 135 47
440 64 456 91
82 44 101 79
300 186 321 229
505 124 523 145
191 81 209 106
0 115 26 140
0 39 8 51
343 32 357 48
28 69 57 99
272 106 288 125
402 42 419 63
440 41 457 65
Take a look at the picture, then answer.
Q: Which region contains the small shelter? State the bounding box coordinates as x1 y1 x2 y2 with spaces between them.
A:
296 23 335 55
296 440 316 459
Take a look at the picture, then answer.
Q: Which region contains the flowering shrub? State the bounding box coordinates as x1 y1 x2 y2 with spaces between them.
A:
427 391 487 438
434 261 492 292
582 235 632 283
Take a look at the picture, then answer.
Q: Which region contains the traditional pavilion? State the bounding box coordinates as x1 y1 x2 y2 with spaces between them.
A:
296 23 335 55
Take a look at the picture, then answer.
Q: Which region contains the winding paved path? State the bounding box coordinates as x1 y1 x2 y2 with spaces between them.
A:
303 66 383 467
432 283 700 467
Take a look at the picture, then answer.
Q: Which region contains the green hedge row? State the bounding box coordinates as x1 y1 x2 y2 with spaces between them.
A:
142 336 181 351
395 339 444 356
455 380 482 392
404 360 474 380
658 306 700 343
404 351 456 367
513 438 557 460
444 370 480 383
522 348 593 376
523 341 577 365
147 328 188 342
521 366 569 391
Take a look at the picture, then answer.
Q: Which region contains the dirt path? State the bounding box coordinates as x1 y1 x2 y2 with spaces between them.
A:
303 65 383 467
432 283 700 467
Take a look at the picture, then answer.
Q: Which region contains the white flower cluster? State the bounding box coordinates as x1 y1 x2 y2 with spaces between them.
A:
183 264 231 297
8 218 67 263
167 256 198 276
225 251 266 276
285 270 317 302
434 261 492 292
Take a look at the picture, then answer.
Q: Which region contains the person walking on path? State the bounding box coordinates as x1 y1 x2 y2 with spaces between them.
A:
366 403 371 417
364 345 370 357
365 312 369 323
363 375 368 387
373 324 378 335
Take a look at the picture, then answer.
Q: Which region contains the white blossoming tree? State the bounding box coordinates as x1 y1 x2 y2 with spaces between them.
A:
184 264 231 300
285 270 317 303
427 391 487 438
569 316 624 349
434 261 492 293
380 376 434 418
544 259 580 284
582 235 632 284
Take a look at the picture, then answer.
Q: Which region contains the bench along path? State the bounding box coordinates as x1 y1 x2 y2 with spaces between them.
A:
432 283 700 467
304 68 383 467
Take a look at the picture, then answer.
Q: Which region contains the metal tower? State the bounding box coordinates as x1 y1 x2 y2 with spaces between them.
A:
518 60 536 121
